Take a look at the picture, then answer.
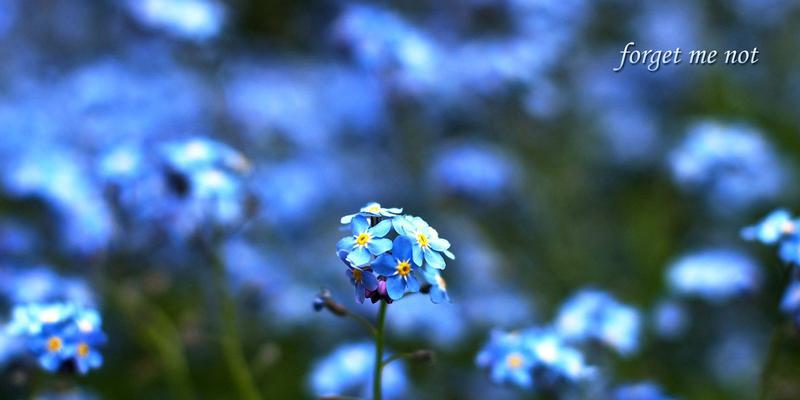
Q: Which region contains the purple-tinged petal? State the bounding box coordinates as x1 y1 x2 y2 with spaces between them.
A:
363 271 379 291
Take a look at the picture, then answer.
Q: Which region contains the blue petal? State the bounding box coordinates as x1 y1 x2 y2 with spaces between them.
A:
392 236 413 261
347 247 371 267
429 237 450 251
369 219 392 237
363 271 379 291
430 286 446 304
386 276 406 300
355 283 366 303
424 249 446 269
405 273 420 292
443 249 455 260
385 207 403 214
412 244 423 266
372 254 397 276
392 217 411 236
352 215 370 234
337 237 355 251
340 213 356 224
367 238 393 256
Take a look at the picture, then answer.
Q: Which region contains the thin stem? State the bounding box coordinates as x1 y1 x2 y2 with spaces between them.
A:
209 247 262 400
373 301 388 400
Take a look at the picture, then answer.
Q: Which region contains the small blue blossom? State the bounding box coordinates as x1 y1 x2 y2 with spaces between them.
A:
308 342 408 400
421 267 450 304
555 289 641 356
337 215 393 267
372 237 421 300
666 249 760 302
339 250 379 304
741 209 797 245
7 302 107 374
124 0 226 41
340 202 402 225
651 300 689 339
780 279 800 325
612 381 674 400
476 328 595 391
778 237 800 265
393 216 454 270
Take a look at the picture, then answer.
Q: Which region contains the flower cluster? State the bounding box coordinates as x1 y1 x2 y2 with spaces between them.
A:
743 209 800 324
476 328 595 391
6 302 106 374
337 203 454 303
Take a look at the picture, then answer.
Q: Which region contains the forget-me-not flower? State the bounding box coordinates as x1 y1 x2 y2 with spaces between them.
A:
372 236 421 300
338 215 393 267
340 202 402 224
393 216 454 269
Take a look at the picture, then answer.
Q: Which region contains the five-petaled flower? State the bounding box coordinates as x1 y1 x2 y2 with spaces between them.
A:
422 267 450 303
373 237 421 300
393 216 454 269
337 215 393 266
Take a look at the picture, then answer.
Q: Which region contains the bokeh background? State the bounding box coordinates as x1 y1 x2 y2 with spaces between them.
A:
1 0 800 399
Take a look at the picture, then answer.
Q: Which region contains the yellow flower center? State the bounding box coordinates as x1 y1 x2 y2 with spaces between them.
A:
506 352 524 369
435 274 447 290
352 268 363 283
416 233 429 248
77 343 90 358
367 205 381 213
356 232 371 247
396 260 412 277
47 336 63 353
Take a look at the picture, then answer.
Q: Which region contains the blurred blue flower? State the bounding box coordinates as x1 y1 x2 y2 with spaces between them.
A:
376 295 466 348
429 142 518 203
555 289 641 356
666 249 760 302
651 300 689 339
668 121 785 211
0 267 95 306
393 216 454 269
7 302 106 374
476 328 595 391
338 216 393 267
373 236 421 300
742 209 797 245
780 279 800 325
340 202 402 225
124 0 225 41
308 342 408 400
612 381 673 400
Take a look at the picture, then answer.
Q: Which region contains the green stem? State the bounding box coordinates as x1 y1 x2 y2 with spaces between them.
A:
209 248 262 400
373 301 388 400
759 324 784 400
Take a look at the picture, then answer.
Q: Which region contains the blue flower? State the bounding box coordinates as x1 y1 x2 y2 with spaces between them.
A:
124 0 226 42
308 342 408 400
612 381 673 400
340 202 402 224
666 249 760 302
338 250 379 304
779 237 800 265
742 209 797 244
337 215 393 266
7 303 107 375
421 267 450 304
372 236 421 300
555 289 641 356
780 279 800 325
393 216 454 269
476 328 595 391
